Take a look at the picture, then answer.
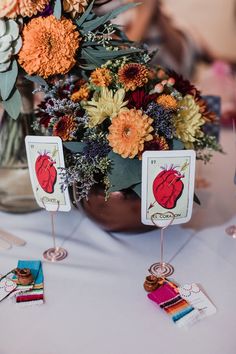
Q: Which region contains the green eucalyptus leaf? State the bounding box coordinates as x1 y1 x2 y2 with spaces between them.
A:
79 63 97 71
80 48 103 66
82 3 139 32
63 142 85 153
25 75 48 88
172 139 185 150
81 47 142 66
108 151 142 192
93 48 142 59
0 59 18 100
54 0 62 19
3 88 21 120
131 183 141 198
76 0 95 27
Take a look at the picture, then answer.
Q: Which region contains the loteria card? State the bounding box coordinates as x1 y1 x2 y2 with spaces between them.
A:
141 150 196 226
25 136 71 212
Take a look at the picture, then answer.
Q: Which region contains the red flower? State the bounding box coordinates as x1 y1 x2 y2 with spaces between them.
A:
168 70 201 98
127 89 157 110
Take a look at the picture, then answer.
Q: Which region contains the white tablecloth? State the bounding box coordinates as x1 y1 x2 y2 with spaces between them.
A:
0 128 236 354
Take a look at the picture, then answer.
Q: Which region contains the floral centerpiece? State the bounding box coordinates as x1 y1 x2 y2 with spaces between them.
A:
35 63 221 203
0 0 222 218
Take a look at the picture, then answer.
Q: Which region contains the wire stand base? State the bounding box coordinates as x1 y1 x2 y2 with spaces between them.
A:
225 225 236 239
43 247 68 262
149 262 174 278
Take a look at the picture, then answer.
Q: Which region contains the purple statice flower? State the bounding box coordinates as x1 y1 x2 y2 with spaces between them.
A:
145 102 174 139
83 140 111 162
38 4 53 17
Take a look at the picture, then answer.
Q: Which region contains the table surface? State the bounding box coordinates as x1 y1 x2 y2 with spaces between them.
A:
0 128 236 354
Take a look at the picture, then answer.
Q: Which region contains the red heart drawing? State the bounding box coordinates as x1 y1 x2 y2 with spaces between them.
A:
153 168 184 209
35 154 57 194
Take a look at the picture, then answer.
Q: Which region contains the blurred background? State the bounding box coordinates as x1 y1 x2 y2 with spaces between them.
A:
96 0 236 119
166 0 236 62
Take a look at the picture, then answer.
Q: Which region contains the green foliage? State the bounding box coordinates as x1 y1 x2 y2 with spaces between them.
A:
0 60 18 101
172 139 185 150
75 0 95 27
63 142 85 153
24 75 48 89
2 88 21 120
54 0 62 19
108 151 142 192
131 183 141 198
80 3 138 33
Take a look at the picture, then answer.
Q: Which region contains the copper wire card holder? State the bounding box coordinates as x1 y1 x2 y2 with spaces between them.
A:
149 212 175 277
42 198 68 261
225 119 236 239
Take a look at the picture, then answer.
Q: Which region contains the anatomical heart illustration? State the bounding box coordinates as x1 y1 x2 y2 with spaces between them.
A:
152 166 185 209
141 150 196 226
35 153 57 194
25 136 71 212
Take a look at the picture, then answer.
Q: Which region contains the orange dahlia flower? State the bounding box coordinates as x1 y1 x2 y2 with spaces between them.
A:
53 115 78 141
156 94 178 111
63 0 88 17
0 0 50 18
108 109 153 159
118 63 149 91
18 16 80 78
71 86 90 102
0 0 18 18
19 0 50 17
90 68 112 87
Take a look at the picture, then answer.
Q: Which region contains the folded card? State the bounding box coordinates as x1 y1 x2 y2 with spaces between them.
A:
178 283 217 319
0 277 17 302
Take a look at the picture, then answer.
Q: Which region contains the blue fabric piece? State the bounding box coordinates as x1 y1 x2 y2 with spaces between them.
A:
172 306 194 322
16 260 43 284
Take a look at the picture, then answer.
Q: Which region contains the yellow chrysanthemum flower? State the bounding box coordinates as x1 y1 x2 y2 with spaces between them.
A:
90 68 112 87
85 87 128 128
108 109 153 159
173 95 205 149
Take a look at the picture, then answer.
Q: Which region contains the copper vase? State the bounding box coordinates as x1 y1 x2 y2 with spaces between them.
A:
77 185 154 233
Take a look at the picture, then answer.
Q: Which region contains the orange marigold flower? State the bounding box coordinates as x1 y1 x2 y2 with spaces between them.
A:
90 68 112 87
156 94 178 111
108 109 153 159
118 63 149 91
53 115 78 141
18 16 80 78
71 86 90 102
19 0 50 17
63 0 88 17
